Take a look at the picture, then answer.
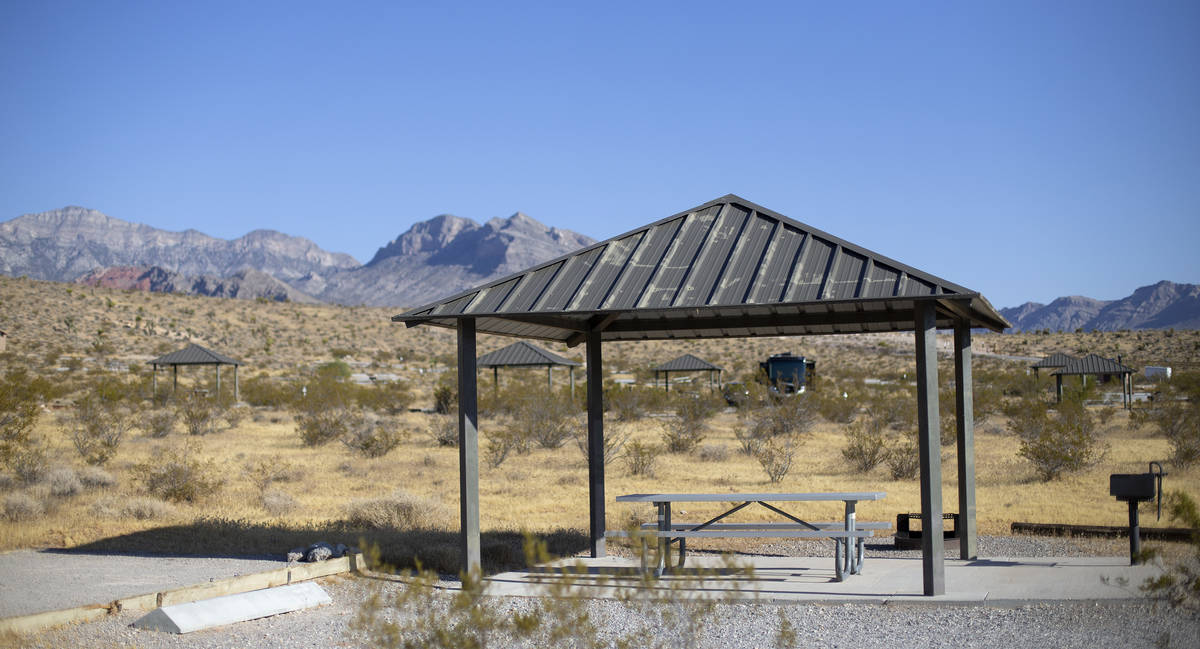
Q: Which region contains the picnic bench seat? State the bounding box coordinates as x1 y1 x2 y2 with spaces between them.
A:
607 520 891 580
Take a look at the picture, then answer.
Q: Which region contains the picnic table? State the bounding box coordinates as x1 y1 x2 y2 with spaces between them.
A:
612 492 887 580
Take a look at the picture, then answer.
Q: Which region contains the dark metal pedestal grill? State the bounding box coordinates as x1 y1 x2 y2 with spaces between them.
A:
1109 461 1167 565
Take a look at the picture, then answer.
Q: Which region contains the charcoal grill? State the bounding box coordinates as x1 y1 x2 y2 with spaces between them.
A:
1109 461 1166 565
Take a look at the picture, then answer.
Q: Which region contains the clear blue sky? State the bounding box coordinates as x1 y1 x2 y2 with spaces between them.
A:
2 1 1197 309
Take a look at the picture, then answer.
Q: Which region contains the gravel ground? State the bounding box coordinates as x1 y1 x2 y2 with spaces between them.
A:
13 536 1200 649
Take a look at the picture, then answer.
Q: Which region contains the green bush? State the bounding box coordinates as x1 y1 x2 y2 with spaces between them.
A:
660 393 720 453
573 422 628 466
177 392 219 436
240 373 297 408
885 435 921 480
734 394 817 455
1140 401 1200 468
426 414 459 447
140 407 178 438
343 490 446 530
297 407 359 447
1013 399 1107 481
0 369 43 474
755 434 802 483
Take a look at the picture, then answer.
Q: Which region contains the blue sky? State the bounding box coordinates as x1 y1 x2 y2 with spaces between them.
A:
1 1 1197 309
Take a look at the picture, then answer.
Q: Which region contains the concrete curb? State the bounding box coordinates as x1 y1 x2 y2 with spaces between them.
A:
0 552 363 635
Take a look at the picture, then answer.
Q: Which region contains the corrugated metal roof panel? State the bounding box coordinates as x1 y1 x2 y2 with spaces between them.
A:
150 344 242 366
477 340 580 367
1032 353 1075 369
1054 354 1134 376
653 354 722 372
394 194 1011 340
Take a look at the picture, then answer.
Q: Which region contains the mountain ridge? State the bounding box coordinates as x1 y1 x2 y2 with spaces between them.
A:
999 281 1200 332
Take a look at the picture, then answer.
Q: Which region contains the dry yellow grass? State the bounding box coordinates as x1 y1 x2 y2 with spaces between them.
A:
1 275 1198 567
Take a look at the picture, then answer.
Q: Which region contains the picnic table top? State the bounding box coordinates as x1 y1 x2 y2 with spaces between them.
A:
615 492 887 503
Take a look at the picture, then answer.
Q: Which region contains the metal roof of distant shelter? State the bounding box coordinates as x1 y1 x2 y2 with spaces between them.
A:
393 194 1010 343
476 340 580 368
1031 353 1075 369
1052 354 1134 376
150 344 242 367
654 354 722 373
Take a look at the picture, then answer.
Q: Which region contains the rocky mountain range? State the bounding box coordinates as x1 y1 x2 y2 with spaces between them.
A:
999 281 1200 332
0 206 593 307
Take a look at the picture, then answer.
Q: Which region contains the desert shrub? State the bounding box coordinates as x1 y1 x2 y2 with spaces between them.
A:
296 406 357 447
64 394 134 464
7 443 47 484
697 444 729 462
433 370 458 415
527 395 578 450
261 489 299 516
44 466 82 497
1013 399 1107 481
240 373 296 408
140 407 178 437
754 434 802 483
483 427 522 469
341 413 406 458
885 436 921 480
354 380 415 415
132 443 224 503
606 386 669 421
244 458 302 490
625 440 659 477
76 465 116 489
1140 491 1200 609
660 394 719 453
735 394 817 455
1141 401 1200 468
813 386 858 424
0 370 42 473
223 404 252 431
572 423 629 466
426 414 459 447
3 492 44 521
0 472 12 490
343 490 446 530
92 496 175 520
842 416 889 472
177 392 218 436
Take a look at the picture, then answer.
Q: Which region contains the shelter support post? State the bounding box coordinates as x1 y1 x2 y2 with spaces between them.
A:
586 329 606 558
547 366 552 392
173 366 178 394
152 366 157 400
570 367 575 398
493 367 499 395
234 365 239 403
1056 375 1063 403
914 302 945 595
215 365 221 400
954 320 978 560
457 318 481 573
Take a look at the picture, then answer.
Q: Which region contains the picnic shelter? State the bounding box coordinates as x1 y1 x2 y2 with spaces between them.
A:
149 343 243 402
1052 353 1135 408
1030 352 1074 377
653 354 722 392
393 194 1010 596
476 340 580 394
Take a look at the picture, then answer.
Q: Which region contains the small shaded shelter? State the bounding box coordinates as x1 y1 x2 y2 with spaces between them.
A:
476 340 580 394
393 194 1010 596
149 344 243 401
653 354 722 392
1030 353 1074 377
1052 354 1135 408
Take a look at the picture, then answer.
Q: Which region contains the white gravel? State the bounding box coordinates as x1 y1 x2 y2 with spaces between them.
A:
15 536 1200 649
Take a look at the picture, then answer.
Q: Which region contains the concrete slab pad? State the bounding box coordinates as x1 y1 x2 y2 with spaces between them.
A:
132 582 331 633
485 555 1162 605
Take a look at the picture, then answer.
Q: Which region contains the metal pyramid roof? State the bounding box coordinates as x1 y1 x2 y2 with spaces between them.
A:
653 354 722 373
1031 353 1075 369
476 340 580 368
1052 354 1134 376
394 195 1010 344
150 343 242 366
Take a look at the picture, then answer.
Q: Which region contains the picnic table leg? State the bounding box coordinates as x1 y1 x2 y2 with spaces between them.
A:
662 501 672 575
845 500 860 575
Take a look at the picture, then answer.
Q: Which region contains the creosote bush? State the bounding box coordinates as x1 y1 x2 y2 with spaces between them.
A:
1139 401 1200 468
140 407 177 438
132 442 224 503
426 414 459 447
341 412 406 458
625 439 659 477
45 466 82 497
660 393 720 453
64 394 133 465
573 422 628 466
177 392 219 436
754 434 802 483
735 394 817 456
842 416 889 472
885 435 921 480
1011 398 1107 481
